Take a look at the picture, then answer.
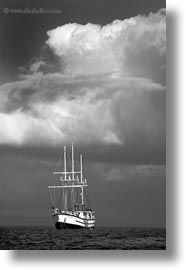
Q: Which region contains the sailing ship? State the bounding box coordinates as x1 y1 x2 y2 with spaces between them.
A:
48 143 96 229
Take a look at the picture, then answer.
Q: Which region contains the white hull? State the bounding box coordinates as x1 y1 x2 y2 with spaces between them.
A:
53 213 95 229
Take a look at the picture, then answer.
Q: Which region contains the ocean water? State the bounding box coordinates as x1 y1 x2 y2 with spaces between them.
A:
0 226 166 250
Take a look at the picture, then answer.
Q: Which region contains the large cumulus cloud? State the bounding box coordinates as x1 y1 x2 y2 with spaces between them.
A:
0 9 166 155
46 9 165 82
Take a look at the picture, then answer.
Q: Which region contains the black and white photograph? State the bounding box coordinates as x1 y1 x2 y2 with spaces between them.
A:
0 0 166 250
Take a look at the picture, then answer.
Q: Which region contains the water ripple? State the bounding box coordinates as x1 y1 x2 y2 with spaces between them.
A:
0 226 166 250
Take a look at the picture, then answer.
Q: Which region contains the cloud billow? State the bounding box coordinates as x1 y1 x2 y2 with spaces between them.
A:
0 9 165 154
46 9 165 81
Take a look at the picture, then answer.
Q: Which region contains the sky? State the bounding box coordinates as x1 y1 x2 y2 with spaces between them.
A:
0 0 166 227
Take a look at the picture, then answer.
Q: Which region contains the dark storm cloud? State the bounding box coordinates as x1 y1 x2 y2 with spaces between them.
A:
0 10 165 165
0 0 165 84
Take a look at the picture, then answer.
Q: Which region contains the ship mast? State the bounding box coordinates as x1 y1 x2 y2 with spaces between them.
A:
80 154 84 204
64 146 66 180
71 143 74 180
49 144 88 209
80 154 83 183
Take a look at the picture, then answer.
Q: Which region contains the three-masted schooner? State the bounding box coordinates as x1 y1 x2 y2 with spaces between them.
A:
48 143 95 229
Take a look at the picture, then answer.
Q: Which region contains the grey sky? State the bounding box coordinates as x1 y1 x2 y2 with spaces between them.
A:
0 0 166 227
